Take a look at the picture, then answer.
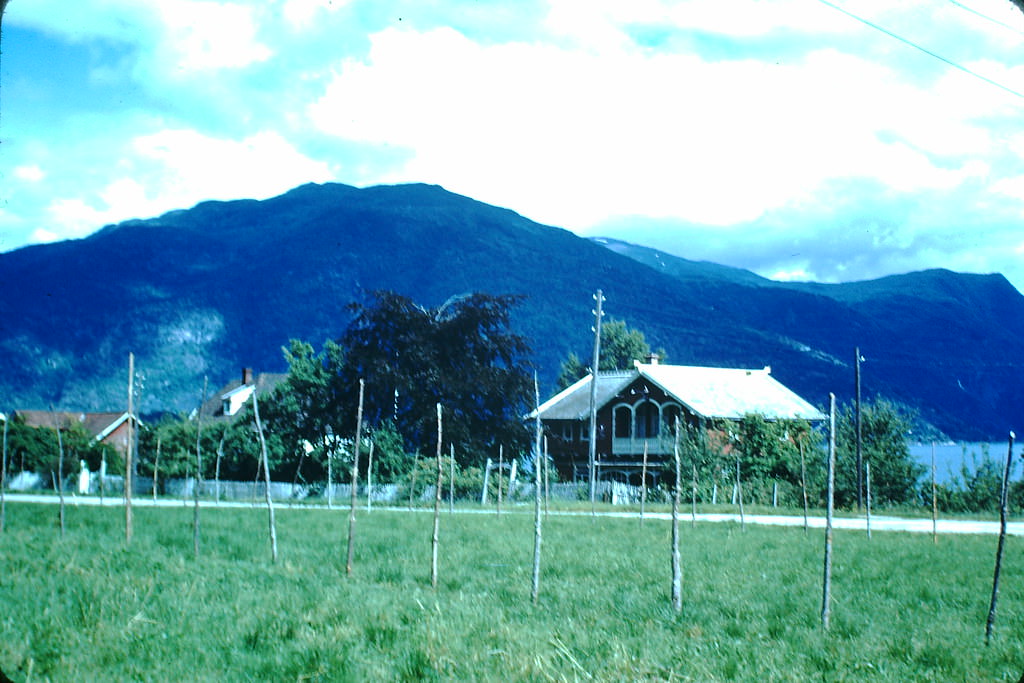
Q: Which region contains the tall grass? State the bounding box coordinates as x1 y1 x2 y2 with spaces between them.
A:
1 502 1022 681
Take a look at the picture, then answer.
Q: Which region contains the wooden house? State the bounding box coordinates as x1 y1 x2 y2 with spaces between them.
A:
199 367 287 421
533 357 826 484
15 410 135 458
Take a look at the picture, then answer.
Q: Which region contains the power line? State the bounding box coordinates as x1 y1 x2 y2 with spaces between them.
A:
946 0 1024 36
815 0 1024 100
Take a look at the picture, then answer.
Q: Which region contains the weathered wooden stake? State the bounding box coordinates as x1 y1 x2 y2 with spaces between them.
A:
326 435 334 509
346 379 364 575
252 391 278 563
543 436 550 518
193 376 207 559
366 440 375 512
125 353 134 546
691 463 698 529
531 373 543 605
866 461 872 540
431 403 443 589
214 432 225 505
497 444 504 517
153 437 161 502
821 393 837 631
735 457 745 531
640 440 649 526
1 413 7 534
985 430 1015 644
671 418 682 613
931 442 938 544
449 443 455 515
800 438 809 533
408 450 420 510
480 457 492 505
53 409 65 537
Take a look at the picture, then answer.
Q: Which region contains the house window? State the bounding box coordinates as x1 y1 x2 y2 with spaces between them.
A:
614 405 632 438
634 401 659 439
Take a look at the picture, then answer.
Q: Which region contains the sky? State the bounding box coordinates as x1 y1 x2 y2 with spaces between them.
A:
2 0 1024 292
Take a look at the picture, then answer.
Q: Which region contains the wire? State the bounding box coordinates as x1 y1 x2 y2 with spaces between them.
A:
814 0 1024 100
946 0 1024 36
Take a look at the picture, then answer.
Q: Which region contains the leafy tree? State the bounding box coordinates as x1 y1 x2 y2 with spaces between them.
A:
835 399 924 507
727 415 822 506
338 291 533 465
3 414 114 479
256 339 347 483
556 319 666 389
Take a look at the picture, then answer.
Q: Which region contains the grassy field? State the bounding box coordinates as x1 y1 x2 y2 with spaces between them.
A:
1 501 1022 682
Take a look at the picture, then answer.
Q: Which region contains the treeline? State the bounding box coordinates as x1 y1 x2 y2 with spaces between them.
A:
2 290 1018 513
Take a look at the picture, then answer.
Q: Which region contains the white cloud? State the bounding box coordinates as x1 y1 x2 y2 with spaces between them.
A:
6 0 1024 292
14 165 46 182
154 1 273 74
34 129 333 241
307 27 1006 231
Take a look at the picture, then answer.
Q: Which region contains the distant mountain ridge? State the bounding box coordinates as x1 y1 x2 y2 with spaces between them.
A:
1 182 1021 440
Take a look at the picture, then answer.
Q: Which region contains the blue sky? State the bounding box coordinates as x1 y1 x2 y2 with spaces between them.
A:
2 0 1023 292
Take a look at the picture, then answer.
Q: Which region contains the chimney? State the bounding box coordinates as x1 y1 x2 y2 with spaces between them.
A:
243 367 254 385
645 353 660 365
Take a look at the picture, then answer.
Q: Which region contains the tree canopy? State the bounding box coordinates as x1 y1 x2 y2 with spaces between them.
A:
337 291 534 463
556 319 665 389
835 399 924 507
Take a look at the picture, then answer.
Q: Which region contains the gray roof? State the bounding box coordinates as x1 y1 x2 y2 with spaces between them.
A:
536 362 825 422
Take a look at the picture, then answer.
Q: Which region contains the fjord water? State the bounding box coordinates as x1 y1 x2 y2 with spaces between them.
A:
909 441 1021 485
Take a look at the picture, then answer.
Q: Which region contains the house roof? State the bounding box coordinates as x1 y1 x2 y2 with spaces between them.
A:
15 410 133 441
199 371 287 419
535 362 825 422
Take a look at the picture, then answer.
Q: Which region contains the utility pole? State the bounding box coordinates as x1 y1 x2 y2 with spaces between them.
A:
587 289 604 510
855 347 863 512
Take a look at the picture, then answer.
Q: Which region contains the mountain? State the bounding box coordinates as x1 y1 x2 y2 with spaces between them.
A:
1 182 1021 440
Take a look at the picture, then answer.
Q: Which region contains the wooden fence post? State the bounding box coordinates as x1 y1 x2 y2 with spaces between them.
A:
671 418 682 613
252 391 278 563
531 374 543 605
985 430 1016 644
449 443 455 515
481 458 492 505
431 403 443 589
366 441 375 513
931 442 938 544
640 440 648 526
193 376 207 559
52 409 65 538
125 353 134 546
497 444 504 517
821 393 837 631
346 379 364 576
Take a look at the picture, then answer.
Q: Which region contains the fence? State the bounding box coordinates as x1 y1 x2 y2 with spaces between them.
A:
7 470 670 507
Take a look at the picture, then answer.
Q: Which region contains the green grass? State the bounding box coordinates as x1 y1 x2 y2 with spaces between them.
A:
1 502 1023 682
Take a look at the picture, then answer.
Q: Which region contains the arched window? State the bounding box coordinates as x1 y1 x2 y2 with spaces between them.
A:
614 405 632 438
634 400 659 439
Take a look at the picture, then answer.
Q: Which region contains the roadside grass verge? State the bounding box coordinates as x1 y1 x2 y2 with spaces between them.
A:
1 502 1022 681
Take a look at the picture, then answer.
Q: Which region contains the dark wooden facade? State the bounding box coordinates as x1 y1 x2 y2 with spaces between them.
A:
542 376 701 485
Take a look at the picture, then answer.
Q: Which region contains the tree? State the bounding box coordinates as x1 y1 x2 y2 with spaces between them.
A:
256 339 347 483
835 399 923 507
4 415 114 479
339 291 533 464
555 319 665 389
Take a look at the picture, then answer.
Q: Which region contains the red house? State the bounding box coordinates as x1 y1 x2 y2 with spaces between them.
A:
15 410 135 459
